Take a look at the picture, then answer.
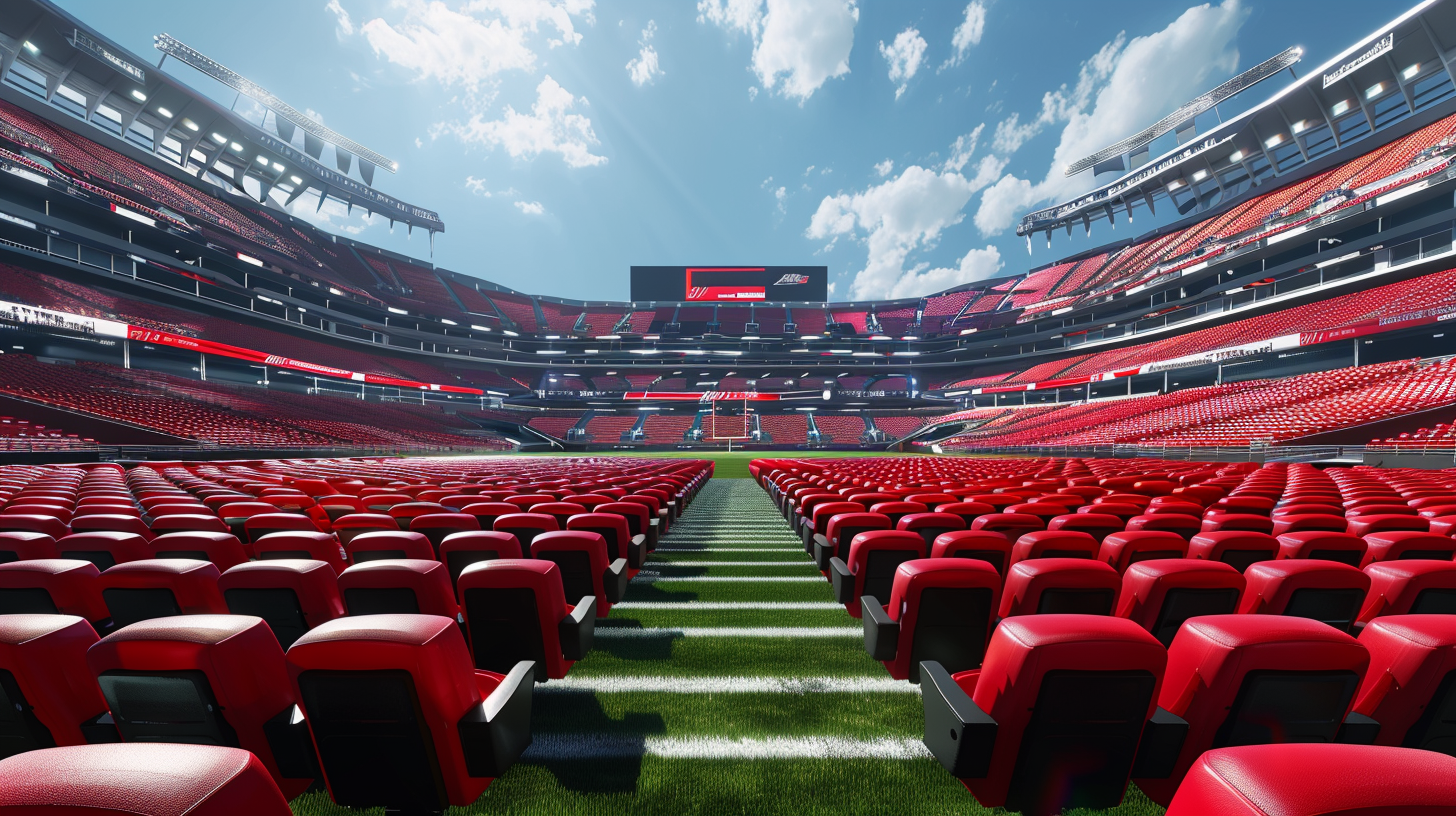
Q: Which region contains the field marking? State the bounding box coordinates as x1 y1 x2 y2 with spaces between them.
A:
536 675 917 694
633 575 823 583
645 561 815 567
523 734 931 761
593 627 860 638
653 548 805 553
611 601 842 610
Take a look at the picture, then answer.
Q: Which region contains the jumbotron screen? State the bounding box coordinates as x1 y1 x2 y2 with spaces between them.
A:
630 266 828 302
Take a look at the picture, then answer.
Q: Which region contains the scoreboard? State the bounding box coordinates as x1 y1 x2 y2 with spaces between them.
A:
630 266 828 303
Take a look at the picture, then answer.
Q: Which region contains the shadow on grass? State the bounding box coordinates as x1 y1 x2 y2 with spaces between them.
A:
525 690 666 794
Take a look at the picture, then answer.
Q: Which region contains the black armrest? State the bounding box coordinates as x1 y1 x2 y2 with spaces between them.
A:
813 538 833 571
559 596 597 660
830 558 855 605
1130 707 1188 778
920 661 996 778
263 704 320 780
79 711 120 744
1337 712 1380 745
628 535 647 568
862 596 899 661
604 558 629 604
459 660 535 778
646 521 659 550
811 532 828 557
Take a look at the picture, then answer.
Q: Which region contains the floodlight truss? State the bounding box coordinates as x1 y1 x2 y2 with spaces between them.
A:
153 33 398 174
1064 46 1304 177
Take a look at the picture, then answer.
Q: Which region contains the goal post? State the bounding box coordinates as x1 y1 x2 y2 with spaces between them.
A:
704 392 751 449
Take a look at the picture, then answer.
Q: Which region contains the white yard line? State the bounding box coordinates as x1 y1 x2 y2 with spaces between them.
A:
593 627 861 638
653 547 804 552
646 561 815 567
536 675 916 694
632 575 823 583
523 734 932 761
611 601 842 609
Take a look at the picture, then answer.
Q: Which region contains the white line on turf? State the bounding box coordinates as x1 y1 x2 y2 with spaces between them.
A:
653 548 804 552
522 735 931 760
632 575 822 583
536 676 917 694
593 627 861 638
611 601 842 609
646 561 814 567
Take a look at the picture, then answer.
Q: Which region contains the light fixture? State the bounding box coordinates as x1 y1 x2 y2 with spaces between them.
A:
1166 178 1186 191
502 330 519 337
1403 63 1421 79
1365 82 1385 99
22 42 38 54
387 307 408 315
470 324 493 331
1264 134 1283 148
210 133 227 143
182 119 199 131
130 90 147 102
439 318 457 325
156 106 172 118
1228 150 1244 163
1191 169 1208 182
1331 99 1351 115
290 175 303 184
229 142 244 152
256 155 269 163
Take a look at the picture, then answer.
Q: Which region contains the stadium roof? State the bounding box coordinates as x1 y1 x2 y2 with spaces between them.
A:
0 0 444 234
1019 0 1456 242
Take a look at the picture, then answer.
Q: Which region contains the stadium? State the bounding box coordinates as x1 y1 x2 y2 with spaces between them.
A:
6 0 1456 813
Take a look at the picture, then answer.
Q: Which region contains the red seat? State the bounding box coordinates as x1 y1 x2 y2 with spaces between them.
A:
1270 513 1348 536
1274 531 1366 565
1353 615 1456 756
1125 513 1201 541
1046 512 1123 544
1362 530 1456 566
929 530 1012 573
149 531 249 572
146 514 230 535
1347 514 1429 538
1080 502 1143 522
896 512 965 553
87 615 315 797
1116 559 1244 647
439 531 523 590
252 531 348 574
55 532 150 572
338 559 459 619
345 531 435 564
330 513 396 546
0 560 108 624
0 743 294 816
285 615 532 811
813 512 892 572
96 559 227 629
1237 560 1370 632
242 513 320 544
1007 530 1098 570
0 531 56 562
315 495 366 522
1136 615 1372 805
459 502 519 531
1199 513 1274 535
218 560 345 649
999 558 1120 617
0 614 110 756
530 530 626 615
1187 530 1278 572
67 514 152 541
1098 531 1188 574
360 492 413 512
933 501 996 526
597 501 657 552
410 513 482 554
503 494 556 511
829 530 924 618
863 558 1000 682
566 513 645 569
920 615 1167 814
492 513 558 551
969 513 1045 538
387 502 449 531
456 559 593 681
1357 561 1456 624
1165 744 1456 816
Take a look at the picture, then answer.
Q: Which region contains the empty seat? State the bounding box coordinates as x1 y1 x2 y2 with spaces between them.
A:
96 560 227 629
1165 744 1456 816
331 513 397 546
0 560 108 624
868 501 928 527
409 513 481 554
1347 514 1428 538
218 560 345 649
830 530 925 618
862 559 1000 682
492 513 558 551
1237 560 1370 632
969 512 1045 538
345 531 435 564
1098 531 1188 574
146 514 230 535
459 502 519 531
0 516 69 541
0 532 56 563
149 532 248 572
1000 559 1121 617
87 615 316 797
1271 513 1349 536
0 615 111 758
315 495 366 522
285 614 532 811
920 615 1168 814
566 513 645 570
55 532 150 572
69 515 153 541
337 559 458 618
242 513 319 544
252 531 348 573
1007 530 1099 570
1116 559 1245 648
1357 561 1456 624
439 531 523 590
1352 615 1456 756
1125 513 1202 541
1187 531 1278 572
1046 512 1123 544
529 530 626 615
456 559 594 681
934 501 995 526
1361 530 1456 566
0 743 294 816
1200 513 1275 535
896 513 964 552
813 512 892 571
1275 531 1367 565
387 502 449 531
1135 615 1374 805
929 530 1012 574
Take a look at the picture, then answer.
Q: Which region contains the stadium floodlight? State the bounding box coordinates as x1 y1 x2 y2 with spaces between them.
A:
154 34 399 174
741 335 760 340
502 330 519 337
210 133 226 143
1404 63 1421 78
1264 134 1283 148
1292 119 1309 133
1365 82 1385 99
1064 45 1302 176
157 107 172 118
289 175 303 184
1192 170 1208 182
181 118 198 131
386 307 408 315
439 319 457 325
535 350 566 355
22 41 38 54
1228 150 1244 163
595 334 621 340
1332 99 1352 115
822 390 831 400
130 89 146 101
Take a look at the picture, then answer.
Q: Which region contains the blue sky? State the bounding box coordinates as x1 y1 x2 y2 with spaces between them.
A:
56 0 1402 302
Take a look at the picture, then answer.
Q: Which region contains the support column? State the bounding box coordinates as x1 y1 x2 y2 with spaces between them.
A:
199 353 206 381
123 339 130 369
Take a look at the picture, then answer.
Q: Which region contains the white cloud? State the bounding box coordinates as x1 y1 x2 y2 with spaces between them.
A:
474 0 595 47
774 185 788 214
747 86 758 100
464 175 492 196
943 123 983 172
892 245 1003 299
434 75 607 167
326 0 354 36
972 0 1248 236
992 112 1039 154
806 164 1000 299
514 200 546 214
879 27 926 98
626 20 664 86
942 1 986 69
873 159 893 177
698 0 859 103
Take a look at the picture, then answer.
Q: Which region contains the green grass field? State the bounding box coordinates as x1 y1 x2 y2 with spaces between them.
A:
292 461 1167 816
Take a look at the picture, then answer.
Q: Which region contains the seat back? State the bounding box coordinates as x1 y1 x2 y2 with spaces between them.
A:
492 513 558 550
457 559 571 681
530 530 611 612
824 513 892 563
1275 531 1366 565
346 531 435 564
0 532 56 563
1046 513 1123 544
0 560 107 623
565 514 632 562
1000 559 1121 617
1098 531 1188 574
97 559 227 629
1362 531 1456 567
330 513 396 546
338 560 458 618
844 531 924 617
1008 530 1099 570
218 560 345 650
1116 559 1245 647
252 532 348 574
55 532 150 572
1188 531 1278 573
0 614 105 758
242 513 318 544
408 513 481 553
885 559 999 682
1354 615 1456 756
1239 560 1370 632
439 532 523 590
930 530 1012 574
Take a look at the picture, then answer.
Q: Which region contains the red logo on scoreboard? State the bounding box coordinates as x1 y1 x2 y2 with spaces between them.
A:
685 268 767 302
